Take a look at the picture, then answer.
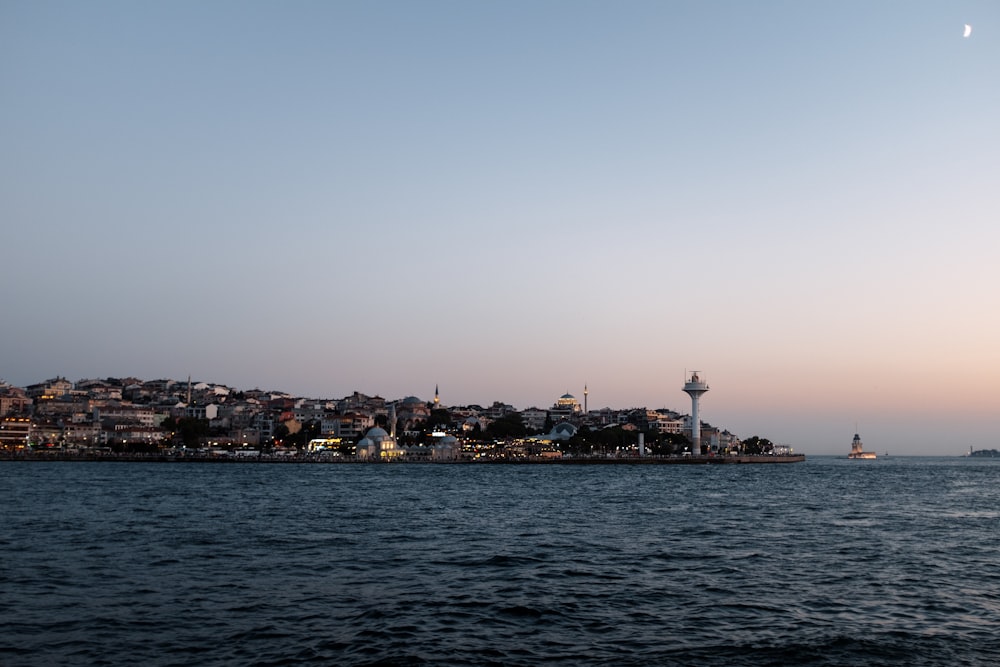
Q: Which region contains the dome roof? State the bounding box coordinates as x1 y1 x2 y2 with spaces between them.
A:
441 435 458 444
561 393 575 399
365 426 390 439
553 422 578 437
401 396 424 405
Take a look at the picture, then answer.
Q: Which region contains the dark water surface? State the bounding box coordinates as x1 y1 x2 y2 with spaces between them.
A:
2 457 999 666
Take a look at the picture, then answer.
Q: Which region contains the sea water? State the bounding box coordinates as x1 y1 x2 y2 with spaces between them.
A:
2 457 999 666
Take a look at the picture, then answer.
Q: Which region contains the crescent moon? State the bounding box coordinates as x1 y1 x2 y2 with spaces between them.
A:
963 24 972 38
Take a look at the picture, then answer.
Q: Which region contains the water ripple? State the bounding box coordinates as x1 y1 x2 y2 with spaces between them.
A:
2 458 1000 666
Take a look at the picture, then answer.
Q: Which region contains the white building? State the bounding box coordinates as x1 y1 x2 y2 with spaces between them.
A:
431 435 461 460
356 426 402 460
520 408 548 432
356 405 402 460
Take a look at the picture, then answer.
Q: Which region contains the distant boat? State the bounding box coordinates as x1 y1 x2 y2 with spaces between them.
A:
847 433 877 459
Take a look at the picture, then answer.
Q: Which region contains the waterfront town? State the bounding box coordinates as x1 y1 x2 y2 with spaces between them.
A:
0 375 791 461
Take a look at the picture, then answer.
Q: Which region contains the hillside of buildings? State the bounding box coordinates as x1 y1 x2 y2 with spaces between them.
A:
0 376 782 459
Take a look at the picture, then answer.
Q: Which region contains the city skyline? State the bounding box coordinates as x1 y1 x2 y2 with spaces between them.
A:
4 2 998 456
0 370 990 457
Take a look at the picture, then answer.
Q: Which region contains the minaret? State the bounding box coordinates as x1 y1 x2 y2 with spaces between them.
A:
389 403 397 439
583 384 588 414
433 384 440 408
683 371 709 456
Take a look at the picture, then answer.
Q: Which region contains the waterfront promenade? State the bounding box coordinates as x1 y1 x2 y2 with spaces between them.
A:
0 451 805 465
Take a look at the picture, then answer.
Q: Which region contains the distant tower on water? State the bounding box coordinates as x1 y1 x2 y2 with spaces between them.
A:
683 372 709 456
847 431 876 459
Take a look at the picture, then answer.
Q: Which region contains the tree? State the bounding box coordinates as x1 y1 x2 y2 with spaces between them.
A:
338 439 355 457
742 436 774 455
161 416 210 448
426 409 451 430
290 419 321 449
467 422 484 441
486 413 528 439
543 415 554 433
561 432 592 455
650 432 689 456
271 422 290 447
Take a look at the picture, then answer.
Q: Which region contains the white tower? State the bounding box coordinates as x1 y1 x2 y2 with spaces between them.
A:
683 372 709 456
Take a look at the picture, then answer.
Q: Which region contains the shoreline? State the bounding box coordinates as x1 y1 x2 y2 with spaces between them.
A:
0 453 806 465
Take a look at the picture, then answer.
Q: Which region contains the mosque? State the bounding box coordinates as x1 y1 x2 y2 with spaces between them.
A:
353 386 587 459
548 387 586 422
431 434 461 460
355 404 403 460
355 392 457 460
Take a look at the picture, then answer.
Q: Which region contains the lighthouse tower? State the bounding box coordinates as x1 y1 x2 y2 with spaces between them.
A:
683 372 710 456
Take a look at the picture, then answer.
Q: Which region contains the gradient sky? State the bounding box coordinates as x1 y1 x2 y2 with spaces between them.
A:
3 1 998 455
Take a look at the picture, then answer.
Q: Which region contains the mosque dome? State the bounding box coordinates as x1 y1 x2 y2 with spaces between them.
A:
431 434 461 460
365 426 390 440
552 422 578 439
556 393 581 409
401 396 424 405
434 435 459 451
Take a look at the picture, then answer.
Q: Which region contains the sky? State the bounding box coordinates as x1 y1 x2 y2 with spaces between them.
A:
2 1 998 455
